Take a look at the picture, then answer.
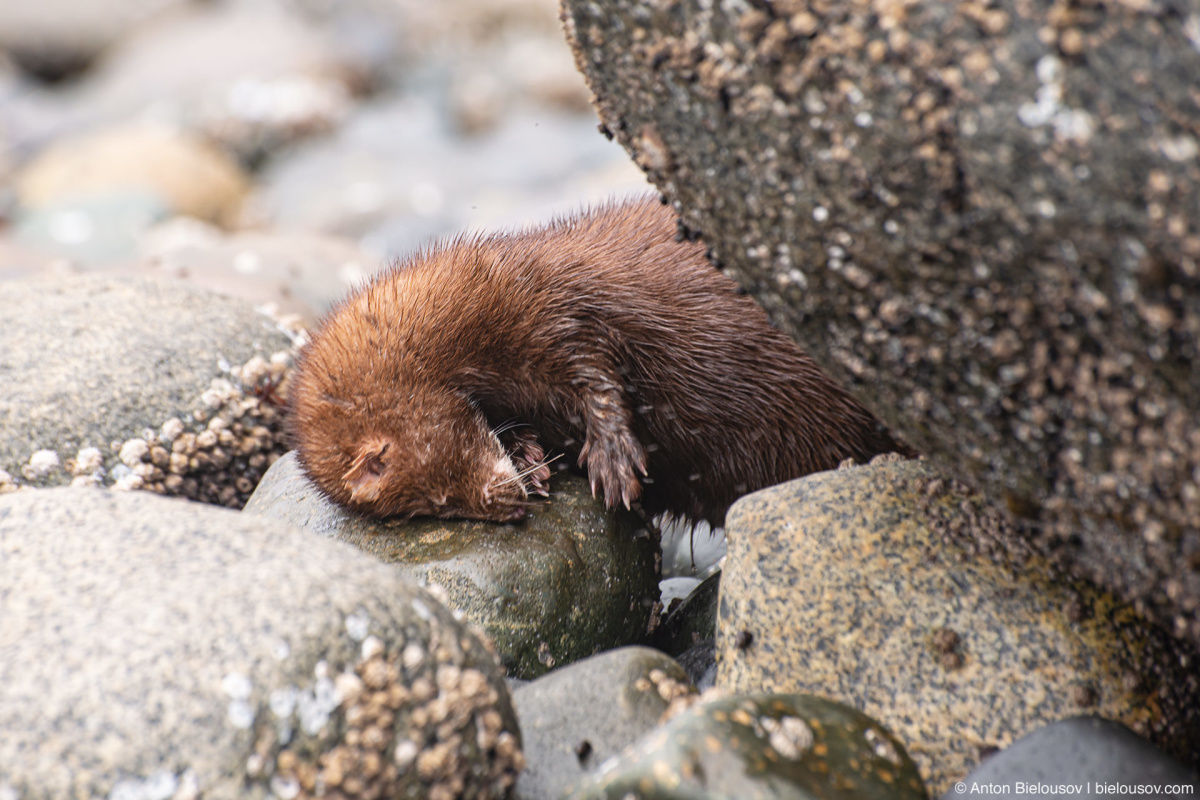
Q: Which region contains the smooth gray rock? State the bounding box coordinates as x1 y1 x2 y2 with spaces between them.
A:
0 273 293 507
0 487 522 800
653 569 719 691
0 237 60 282
244 452 661 679
946 717 1199 799
512 646 694 800
561 0 1200 647
674 640 716 692
717 460 1200 794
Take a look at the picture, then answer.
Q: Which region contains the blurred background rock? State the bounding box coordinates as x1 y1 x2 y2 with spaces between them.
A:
0 0 650 317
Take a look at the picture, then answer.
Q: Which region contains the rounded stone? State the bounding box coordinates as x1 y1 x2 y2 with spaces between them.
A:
563 693 927 800
717 460 1200 793
0 487 522 800
12 189 171 266
0 236 61 282
945 717 1199 799
244 452 661 679
0 273 295 507
512 646 695 800
16 124 250 227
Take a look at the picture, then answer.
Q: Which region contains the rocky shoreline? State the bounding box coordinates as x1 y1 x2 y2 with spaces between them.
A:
1 0 1197 798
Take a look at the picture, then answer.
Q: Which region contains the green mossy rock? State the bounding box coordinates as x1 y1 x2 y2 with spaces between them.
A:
565 693 927 800
245 452 660 678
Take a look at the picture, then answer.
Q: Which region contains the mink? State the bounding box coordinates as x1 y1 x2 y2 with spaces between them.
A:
288 196 912 526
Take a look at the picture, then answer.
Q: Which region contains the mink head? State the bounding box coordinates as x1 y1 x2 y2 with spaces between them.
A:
292 386 531 522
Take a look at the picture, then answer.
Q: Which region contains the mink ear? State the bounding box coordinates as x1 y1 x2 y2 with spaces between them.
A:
342 438 391 503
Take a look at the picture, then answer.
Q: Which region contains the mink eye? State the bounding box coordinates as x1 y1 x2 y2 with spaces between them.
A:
357 443 388 477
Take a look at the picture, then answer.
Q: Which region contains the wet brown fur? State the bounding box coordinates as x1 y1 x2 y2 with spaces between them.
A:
288 196 913 526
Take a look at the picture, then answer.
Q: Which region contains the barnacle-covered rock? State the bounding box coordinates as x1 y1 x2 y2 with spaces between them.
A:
0 487 523 799
0 273 299 508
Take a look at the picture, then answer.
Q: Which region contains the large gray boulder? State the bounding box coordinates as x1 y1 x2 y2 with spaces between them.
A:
561 0 1200 643
0 487 523 800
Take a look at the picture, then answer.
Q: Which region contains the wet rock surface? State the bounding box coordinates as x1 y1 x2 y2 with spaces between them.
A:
561 0 1200 646
652 570 719 664
717 459 1200 793
0 487 522 800
563 693 928 800
0 273 295 507
512 646 695 800
245 452 661 679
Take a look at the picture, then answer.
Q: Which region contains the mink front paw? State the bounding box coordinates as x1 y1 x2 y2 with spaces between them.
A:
501 427 551 496
578 429 647 510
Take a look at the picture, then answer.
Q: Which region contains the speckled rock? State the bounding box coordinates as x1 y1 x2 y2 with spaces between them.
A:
0 273 295 508
244 452 661 679
0 487 522 800
564 693 928 800
16 124 250 227
561 0 1200 647
947 717 1199 799
512 646 695 800
716 459 1200 794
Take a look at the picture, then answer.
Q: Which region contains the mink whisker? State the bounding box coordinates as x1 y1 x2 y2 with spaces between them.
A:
493 419 530 436
496 453 564 488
